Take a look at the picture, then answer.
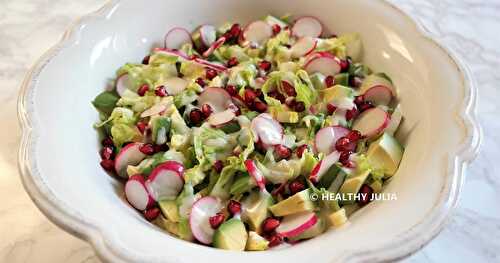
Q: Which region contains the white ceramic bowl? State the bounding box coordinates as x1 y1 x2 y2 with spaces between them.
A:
18 0 481 262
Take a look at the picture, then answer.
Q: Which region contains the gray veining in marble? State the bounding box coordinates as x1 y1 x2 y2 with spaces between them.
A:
1 0 499 262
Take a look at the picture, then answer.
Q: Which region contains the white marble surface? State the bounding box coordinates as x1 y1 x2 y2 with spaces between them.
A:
1 0 498 262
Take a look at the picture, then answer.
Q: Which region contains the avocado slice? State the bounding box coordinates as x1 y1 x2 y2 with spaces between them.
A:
321 85 354 105
158 200 180 223
328 208 348 228
269 189 315 217
334 73 349 86
241 191 274 232
289 216 326 241
213 218 248 251
245 231 269 251
366 133 403 177
338 170 370 204
177 218 194 241
269 107 299 123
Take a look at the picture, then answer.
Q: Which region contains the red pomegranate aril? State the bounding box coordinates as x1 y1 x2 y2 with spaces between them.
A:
153 144 169 153
357 184 374 206
213 160 223 173
244 89 257 103
254 88 263 99
253 100 268 113
139 143 155 155
142 55 150 65
189 109 203 125
346 130 362 142
137 84 149 96
227 57 239 67
340 59 350 72
229 24 242 38
100 159 115 171
325 75 335 87
226 85 238 96
143 207 160 221
101 137 114 147
267 233 283 247
282 81 296 97
296 144 308 158
262 218 280 233
294 101 306 112
289 180 305 195
327 103 337 114
201 104 213 118
339 151 352 165
345 107 359 121
335 137 352 152
206 68 217 80
275 144 292 159
272 24 281 35
195 77 206 87
155 86 167 97
209 212 225 229
136 121 148 134
258 60 272 71
359 102 374 112
101 146 114 160
354 95 364 106
228 200 242 215
285 97 296 108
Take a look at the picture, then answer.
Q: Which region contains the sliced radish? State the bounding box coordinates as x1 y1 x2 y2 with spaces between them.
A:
193 57 228 72
243 21 273 46
314 125 350 154
189 196 223 244
115 74 131 97
197 87 232 113
362 85 393 106
154 48 190 60
292 16 323 38
140 103 167 118
291 37 317 58
276 211 318 238
352 107 390 138
309 151 340 183
125 174 154 211
164 27 192 50
244 159 266 191
386 104 402 136
114 143 147 178
163 77 188 96
304 52 341 76
202 36 226 57
207 109 236 126
145 161 184 201
199 25 217 47
250 113 283 146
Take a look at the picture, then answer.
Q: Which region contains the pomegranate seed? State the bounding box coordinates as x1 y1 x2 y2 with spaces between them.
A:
267 234 283 247
228 103 241 116
359 102 374 112
213 160 223 173
339 151 352 165
346 130 362 142
189 109 203 125
327 103 337 114
101 146 114 160
137 84 149 96
325 75 335 87
229 24 242 39
142 55 150 65
195 77 206 87
275 145 292 159
345 107 359 121
285 97 296 108
340 59 350 72
226 85 238 96
136 121 148 134
201 104 213 118
139 143 155 155
155 86 167 97
294 101 305 112
358 184 374 206
227 57 238 67
295 144 308 158
143 207 160 221
281 81 296 97
206 68 217 80
253 100 268 113
209 212 225 229
335 137 352 152
259 60 272 71
100 159 115 171
244 89 257 103
227 200 241 215
289 180 305 195
262 218 280 233
153 144 169 153
354 95 364 106
272 24 281 35
101 137 114 147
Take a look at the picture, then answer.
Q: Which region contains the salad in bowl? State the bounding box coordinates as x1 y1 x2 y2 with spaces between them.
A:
92 14 404 251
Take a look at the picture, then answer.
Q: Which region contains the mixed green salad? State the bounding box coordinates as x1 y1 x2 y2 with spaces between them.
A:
93 14 404 251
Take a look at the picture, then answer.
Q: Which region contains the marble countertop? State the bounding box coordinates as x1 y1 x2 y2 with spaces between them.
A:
1 0 498 262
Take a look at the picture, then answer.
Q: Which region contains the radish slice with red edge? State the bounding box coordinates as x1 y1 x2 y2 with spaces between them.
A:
199 25 217 47
304 52 341 76
202 36 226 57
164 27 192 50
243 21 273 46
292 16 323 38
362 85 393 106
145 161 184 201
276 211 318 238
314 125 349 154
197 87 232 113
189 196 223 244
114 142 147 178
115 74 130 97
193 57 228 72
125 175 154 211
140 104 167 118
244 159 266 191
207 109 236 126
250 113 283 146
309 151 340 183
162 77 188 96
291 37 317 58
352 107 390 138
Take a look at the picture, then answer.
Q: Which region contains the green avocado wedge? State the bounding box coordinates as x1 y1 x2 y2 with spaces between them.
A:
367 133 403 177
269 189 315 217
213 218 248 251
